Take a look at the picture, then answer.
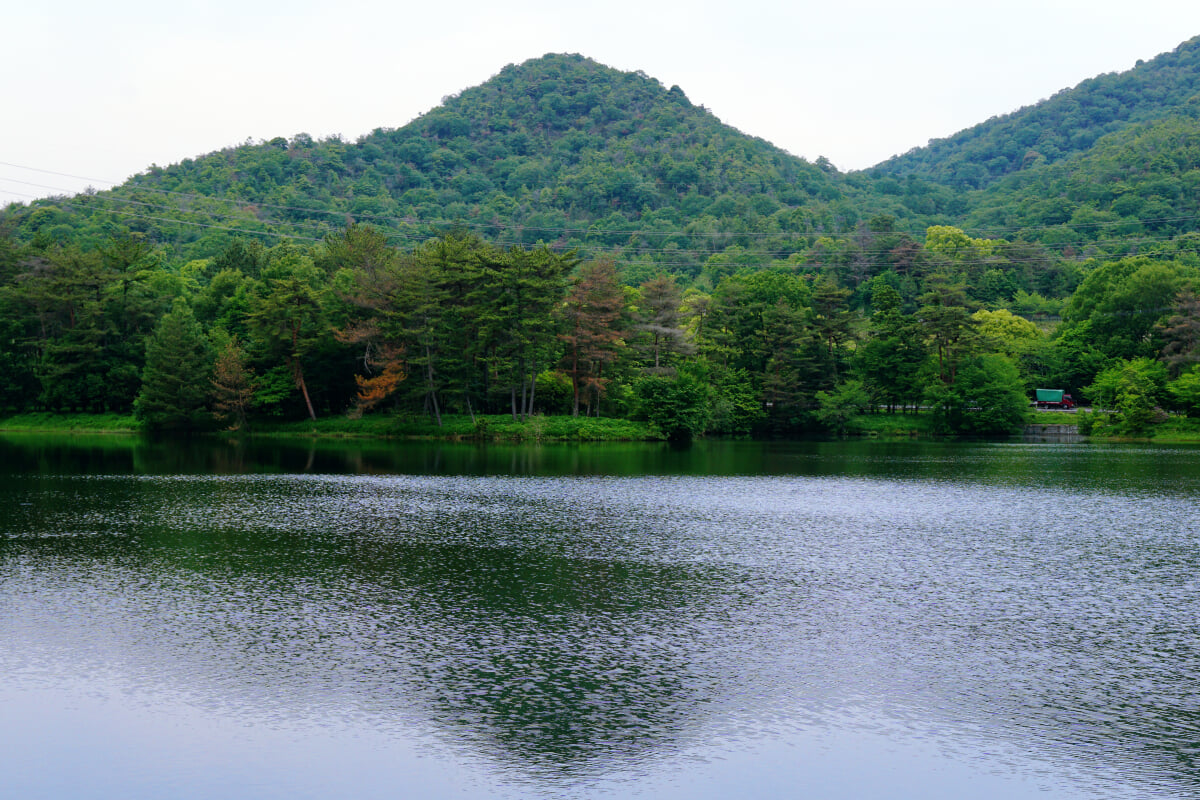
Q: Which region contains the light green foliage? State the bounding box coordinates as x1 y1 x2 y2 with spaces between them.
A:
1009 289 1062 318
815 380 871 436
1167 367 1200 416
972 308 1042 356
924 226 1002 260
1085 358 1169 434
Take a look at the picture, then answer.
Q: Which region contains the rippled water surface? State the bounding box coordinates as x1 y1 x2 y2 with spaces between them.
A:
2 436 1198 798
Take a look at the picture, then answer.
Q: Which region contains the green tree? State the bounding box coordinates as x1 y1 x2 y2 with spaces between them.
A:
210 336 255 430
475 245 573 419
809 275 853 380
135 299 214 430
855 279 926 412
1059 257 1194 361
247 248 329 420
635 371 711 441
917 273 978 385
634 274 690 373
1157 288 1200 376
1167 366 1200 417
1085 358 1168 434
925 353 1030 436
815 379 871 436
560 259 626 417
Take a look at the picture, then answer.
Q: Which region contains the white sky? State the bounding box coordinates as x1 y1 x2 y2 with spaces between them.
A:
4 0 1200 204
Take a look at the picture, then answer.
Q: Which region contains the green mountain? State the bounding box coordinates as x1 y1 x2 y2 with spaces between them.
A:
962 113 1200 248
870 36 1200 190
5 47 1200 429
8 41 1200 292
7 53 945 284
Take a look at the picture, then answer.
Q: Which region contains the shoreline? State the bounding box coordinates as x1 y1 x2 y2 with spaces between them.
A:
5 411 1200 444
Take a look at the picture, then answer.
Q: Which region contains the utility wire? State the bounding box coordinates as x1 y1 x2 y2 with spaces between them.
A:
5 158 1200 264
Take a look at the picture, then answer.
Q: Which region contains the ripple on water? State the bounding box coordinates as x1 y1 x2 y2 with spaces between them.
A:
2 459 1198 798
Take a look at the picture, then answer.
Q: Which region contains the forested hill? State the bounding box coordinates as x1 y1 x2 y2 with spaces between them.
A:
5 53 949 282
6 49 1200 437
869 35 1200 191
960 112 1200 248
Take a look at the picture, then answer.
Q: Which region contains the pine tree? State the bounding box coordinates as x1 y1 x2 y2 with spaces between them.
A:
210 336 255 430
634 274 690 374
135 299 214 430
560 260 626 417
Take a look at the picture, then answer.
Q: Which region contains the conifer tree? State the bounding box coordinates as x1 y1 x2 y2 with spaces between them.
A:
210 336 255 430
135 299 213 430
561 259 626 416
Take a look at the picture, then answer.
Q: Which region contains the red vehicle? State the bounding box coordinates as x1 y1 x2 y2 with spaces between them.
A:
1035 389 1076 409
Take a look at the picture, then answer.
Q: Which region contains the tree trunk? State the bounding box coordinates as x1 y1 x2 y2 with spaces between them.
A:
518 356 528 420
526 356 537 419
292 359 317 421
424 344 441 427
571 342 580 417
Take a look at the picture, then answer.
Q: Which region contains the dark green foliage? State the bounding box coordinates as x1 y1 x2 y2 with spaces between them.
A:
634 372 711 441
1 54 888 278
925 354 1030 436
856 280 927 411
135 299 214 430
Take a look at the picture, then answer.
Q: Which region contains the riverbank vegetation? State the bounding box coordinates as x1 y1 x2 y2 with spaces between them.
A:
5 45 1200 441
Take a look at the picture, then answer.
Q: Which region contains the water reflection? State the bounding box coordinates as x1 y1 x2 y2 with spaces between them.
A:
2 475 747 783
3 437 1200 797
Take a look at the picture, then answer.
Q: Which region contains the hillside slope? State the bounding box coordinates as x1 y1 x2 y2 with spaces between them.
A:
870 36 1200 190
6 54 949 281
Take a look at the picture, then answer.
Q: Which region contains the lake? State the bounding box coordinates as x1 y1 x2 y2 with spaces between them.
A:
2 435 1197 799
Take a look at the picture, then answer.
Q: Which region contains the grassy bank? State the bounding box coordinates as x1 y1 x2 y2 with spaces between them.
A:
1027 410 1080 425
844 412 938 438
0 411 660 442
0 412 141 433
256 413 661 442
13 408 1196 444
1078 412 1200 443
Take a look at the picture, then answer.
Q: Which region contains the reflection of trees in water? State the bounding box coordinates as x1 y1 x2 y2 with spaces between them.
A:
8 454 1200 794
4 477 740 778
351 541 731 776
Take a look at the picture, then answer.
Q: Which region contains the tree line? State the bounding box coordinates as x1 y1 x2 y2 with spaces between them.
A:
2 221 1200 438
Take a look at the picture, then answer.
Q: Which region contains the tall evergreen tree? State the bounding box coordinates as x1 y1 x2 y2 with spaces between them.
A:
135 299 214 430
209 336 255 430
634 274 690 374
561 259 626 417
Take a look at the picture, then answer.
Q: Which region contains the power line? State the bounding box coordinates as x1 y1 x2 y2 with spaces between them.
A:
5 157 1200 265
26 188 1200 270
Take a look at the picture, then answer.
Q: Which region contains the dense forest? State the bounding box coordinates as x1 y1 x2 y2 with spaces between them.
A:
4 44 1200 438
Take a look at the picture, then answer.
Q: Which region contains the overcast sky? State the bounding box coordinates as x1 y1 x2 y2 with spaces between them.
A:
4 0 1200 205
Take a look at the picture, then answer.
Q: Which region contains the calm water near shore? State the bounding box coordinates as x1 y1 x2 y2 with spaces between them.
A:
2 435 1197 798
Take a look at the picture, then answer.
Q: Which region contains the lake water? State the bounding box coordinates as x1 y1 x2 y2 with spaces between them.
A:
2 435 1198 799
